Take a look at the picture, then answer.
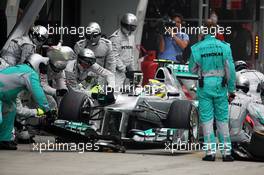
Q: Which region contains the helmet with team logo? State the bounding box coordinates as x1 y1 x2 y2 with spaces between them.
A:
146 79 167 98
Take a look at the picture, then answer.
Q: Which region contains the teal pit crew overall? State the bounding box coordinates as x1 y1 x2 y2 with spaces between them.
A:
0 64 50 141
189 35 236 156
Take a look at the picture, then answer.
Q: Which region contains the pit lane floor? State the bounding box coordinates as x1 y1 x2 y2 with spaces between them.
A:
0 141 264 175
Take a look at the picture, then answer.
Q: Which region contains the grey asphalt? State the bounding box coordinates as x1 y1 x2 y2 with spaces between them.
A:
1 143 264 175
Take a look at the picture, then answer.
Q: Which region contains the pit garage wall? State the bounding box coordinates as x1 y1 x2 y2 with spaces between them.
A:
80 0 148 70
5 0 20 36
257 0 264 72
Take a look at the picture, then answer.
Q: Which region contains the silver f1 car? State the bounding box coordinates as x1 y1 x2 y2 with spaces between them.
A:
50 68 200 151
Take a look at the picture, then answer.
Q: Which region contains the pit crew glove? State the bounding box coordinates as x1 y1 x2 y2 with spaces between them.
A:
228 92 236 103
125 67 133 79
36 108 45 117
38 110 55 126
56 89 68 96
45 111 53 119
105 87 115 104
97 87 116 105
39 63 48 74
90 84 103 100
257 81 264 93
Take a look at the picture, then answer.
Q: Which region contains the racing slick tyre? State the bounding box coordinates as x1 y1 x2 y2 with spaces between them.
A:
247 130 264 159
164 100 192 129
58 89 92 122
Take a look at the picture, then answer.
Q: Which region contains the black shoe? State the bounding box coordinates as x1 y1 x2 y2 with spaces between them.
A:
0 141 17 150
202 155 216 161
10 141 17 146
222 155 234 162
17 137 35 144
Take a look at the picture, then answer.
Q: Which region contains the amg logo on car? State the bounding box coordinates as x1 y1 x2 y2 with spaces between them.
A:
201 52 223 58
121 46 133 49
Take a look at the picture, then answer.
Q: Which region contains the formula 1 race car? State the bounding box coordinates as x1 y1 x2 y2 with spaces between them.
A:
48 68 200 152
19 61 264 161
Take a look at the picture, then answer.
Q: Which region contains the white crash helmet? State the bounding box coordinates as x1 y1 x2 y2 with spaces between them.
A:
235 60 248 72
47 45 75 72
85 22 101 46
120 13 137 36
236 73 250 93
29 25 49 46
49 60 68 73
78 48 96 66
26 54 49 73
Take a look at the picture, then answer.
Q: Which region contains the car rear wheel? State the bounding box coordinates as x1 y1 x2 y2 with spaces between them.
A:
248 130 264 159
241 119 264 160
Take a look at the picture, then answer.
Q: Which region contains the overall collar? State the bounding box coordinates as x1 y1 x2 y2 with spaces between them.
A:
204 34 215 40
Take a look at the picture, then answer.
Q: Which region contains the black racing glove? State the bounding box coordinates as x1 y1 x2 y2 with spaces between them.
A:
257 81 264 93
125 68 134 79
106 87 115 104
125 72 132 79
97 87 115 105
228 92 236 103
39 63 48 74
56 89 68 96
39 110 55 126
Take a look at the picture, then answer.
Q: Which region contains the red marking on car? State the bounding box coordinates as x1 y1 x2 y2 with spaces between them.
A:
182 85 193 100
245 114 255 128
